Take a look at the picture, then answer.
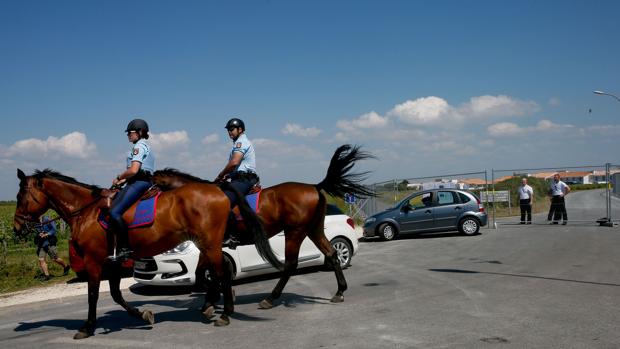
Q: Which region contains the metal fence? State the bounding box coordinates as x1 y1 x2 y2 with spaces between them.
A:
358 170 489 221
347 163 619 229
491 163 615 227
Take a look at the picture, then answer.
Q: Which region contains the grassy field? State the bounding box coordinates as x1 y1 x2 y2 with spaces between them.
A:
0 203 74 294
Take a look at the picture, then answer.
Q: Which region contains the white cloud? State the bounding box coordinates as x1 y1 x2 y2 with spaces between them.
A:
388 97 451 125
487 122 523 137
201 133 220 145
281 123 322 138
460 95 539 118
487 119 573 137
149 131 190 152
6 132 97 159
337 111 389 130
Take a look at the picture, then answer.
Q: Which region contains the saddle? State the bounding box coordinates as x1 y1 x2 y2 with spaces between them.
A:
97 186 162 230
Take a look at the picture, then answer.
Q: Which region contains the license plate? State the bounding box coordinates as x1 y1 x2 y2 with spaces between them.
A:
134 261 147 270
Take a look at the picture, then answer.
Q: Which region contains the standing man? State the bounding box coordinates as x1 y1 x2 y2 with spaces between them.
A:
215 117 259 246
548 173 570 225
518 177 534 224
35 215 70 281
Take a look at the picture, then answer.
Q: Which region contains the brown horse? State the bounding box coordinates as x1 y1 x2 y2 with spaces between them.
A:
12 169 282 339
153 144 375 309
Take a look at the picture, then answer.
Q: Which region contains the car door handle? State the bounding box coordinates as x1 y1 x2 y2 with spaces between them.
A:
425 210 432 214
455 206 462 210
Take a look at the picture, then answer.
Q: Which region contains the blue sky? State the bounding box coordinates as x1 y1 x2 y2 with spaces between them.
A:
1 0 619 200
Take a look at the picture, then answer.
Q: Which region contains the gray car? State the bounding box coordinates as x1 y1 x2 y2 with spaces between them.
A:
363 189 487 240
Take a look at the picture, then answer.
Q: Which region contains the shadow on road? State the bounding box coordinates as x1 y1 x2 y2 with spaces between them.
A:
11 291 331 337
429 268 620 287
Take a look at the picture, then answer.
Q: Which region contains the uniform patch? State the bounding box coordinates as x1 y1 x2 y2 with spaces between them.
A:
235 142 242 148
133 148 139 155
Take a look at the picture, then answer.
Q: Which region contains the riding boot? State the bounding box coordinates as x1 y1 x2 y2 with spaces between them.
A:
222 212 240 249
107 217 133 262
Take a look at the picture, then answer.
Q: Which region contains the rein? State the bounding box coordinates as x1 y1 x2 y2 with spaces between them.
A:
16 193 105 224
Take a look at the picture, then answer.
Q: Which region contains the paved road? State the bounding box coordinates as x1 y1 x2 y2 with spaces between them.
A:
1 189 620 348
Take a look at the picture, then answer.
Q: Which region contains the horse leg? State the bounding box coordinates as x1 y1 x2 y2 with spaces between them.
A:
309 232 347 303
108 265 154 325
196 254 219 319
74 263 102 339
201 246 233 326
214 256 234 327
259 234 302 309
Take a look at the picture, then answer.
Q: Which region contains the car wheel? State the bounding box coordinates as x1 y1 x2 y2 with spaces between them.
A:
378 223 397 241
459 217 480 235
330 237 353 269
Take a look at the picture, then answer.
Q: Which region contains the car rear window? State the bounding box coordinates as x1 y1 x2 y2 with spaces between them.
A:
458 192 471 203
326 204 344 215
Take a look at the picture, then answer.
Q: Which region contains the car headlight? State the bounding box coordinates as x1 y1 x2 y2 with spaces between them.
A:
364 217 376 225
162 241 195 255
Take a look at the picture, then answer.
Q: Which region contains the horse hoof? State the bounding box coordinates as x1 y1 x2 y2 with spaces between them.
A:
258 299 273 309
202 305 216 319
214 315 230 327
142 310 155 325
73 330 91 340
330 294 344 303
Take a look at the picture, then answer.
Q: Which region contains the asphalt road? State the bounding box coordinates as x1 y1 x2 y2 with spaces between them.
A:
1 189 620 348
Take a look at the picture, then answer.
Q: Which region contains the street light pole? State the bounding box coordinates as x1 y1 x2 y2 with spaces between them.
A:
593 90 619 227
594 90 620 103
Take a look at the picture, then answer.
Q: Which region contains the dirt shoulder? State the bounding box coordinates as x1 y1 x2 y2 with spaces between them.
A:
0 278 136 309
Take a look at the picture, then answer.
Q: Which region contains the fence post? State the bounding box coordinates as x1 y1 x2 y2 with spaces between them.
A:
491 169 496 229
485 170 491 229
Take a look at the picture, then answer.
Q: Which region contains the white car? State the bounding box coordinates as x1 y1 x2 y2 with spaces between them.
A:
133 204 359 286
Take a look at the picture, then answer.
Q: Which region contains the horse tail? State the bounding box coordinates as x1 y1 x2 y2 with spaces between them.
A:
221 183 284 271
316 144 376 198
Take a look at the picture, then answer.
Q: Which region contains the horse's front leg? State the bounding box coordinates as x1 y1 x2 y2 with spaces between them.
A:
74 275 100 339
108 265 154 325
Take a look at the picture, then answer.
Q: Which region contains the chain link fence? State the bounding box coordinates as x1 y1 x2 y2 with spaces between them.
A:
347 163 619 229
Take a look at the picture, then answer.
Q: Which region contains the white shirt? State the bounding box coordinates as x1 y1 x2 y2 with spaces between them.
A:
518 184 533 200
550 180 569 196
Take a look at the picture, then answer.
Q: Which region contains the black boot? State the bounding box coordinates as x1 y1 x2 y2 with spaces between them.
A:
107 218 133 262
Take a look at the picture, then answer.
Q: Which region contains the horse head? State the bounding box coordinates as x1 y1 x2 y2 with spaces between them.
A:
14 169 50 238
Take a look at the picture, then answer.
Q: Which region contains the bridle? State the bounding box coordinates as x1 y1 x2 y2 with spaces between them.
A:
15 185 106 226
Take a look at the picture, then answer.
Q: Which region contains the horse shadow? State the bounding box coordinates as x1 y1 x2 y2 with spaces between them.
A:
12 291 330 336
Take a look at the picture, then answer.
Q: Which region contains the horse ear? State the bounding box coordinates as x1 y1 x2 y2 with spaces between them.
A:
17 169 26 181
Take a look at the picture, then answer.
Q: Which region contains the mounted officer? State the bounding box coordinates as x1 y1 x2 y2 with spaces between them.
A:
108 118 155 261
215 117 259 246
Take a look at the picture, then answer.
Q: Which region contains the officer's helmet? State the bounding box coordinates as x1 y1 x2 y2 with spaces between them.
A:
125 119 149 133
225 118 245 131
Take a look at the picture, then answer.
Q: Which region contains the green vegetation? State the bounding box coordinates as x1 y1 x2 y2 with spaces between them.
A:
0 203 73 294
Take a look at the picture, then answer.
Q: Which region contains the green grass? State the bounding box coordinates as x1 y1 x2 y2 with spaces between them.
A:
0 203 74 294
0 245 73 294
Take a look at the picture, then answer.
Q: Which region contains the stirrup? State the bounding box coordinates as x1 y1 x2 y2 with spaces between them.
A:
107 248 133 262
222 236 239 250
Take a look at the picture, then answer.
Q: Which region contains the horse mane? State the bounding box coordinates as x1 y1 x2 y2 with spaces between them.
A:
153 168 212 183
33 169 103 195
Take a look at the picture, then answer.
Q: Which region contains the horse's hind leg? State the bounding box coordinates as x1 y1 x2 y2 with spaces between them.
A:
202 246 234 326
108 265 154 325
308 231 348 303
259 233 303 309
196 253 219 319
